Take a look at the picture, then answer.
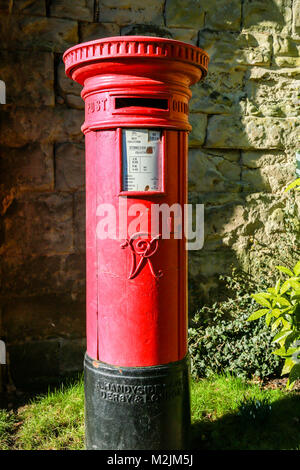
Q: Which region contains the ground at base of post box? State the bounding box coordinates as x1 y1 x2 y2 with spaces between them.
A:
0 374 299 450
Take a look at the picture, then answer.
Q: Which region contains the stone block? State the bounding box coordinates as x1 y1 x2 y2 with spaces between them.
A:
0 106 84 147
123 26 199 45
274 56 300 67
203 200 246 250
63 253 86 297
57 60 82 97
2 295 85 342
188 113 207 147
198 31 272 68
57 60 83 109
188 253 236 310
73 191 86 253
245 67 300 117
9 339 61 389
0 255 53 298
0 0 12 13
273 35 300 56
240 193 298 244
205 0 241 31
50 0 94 21
121 24 171 38
98 0 164 25
293 0 300 35
59 338 86 374
242 0 292 35
0 252 86 301
165 0 204 29
241 149 292 168
0 144 54 215
190 65 245 114
189 248 238 278
206 115 299 150
80 22 120 42
199 193 299 265
8 336 86 389
166 28 198 45
3 193 73 259
273 35 300 65
188 269 220 311
241 161 295 193
55 143 85 191
0 15 78 52
248 194 296 249
64 94 84 110
188 191 244 207
273 35 300 67
187 191 299 310
0 50 54 107
0 252 86 299
188 148 241 193
12 0 46 15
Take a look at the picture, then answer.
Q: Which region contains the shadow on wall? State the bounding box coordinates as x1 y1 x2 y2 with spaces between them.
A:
0 0 299 390
120 0 300 312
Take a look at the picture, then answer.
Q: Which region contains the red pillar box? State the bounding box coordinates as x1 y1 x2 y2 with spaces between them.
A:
63 36 208 450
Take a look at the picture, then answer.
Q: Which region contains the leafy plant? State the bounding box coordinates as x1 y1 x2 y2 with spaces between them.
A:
248 260 300 389
188 270 281 380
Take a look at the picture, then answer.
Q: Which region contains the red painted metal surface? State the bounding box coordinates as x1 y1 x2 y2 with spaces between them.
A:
63 36 209 367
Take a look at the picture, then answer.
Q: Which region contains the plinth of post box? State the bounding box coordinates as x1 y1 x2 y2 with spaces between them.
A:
63 36 209 450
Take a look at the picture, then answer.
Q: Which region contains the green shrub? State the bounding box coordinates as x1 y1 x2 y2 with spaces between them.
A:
188 271 281 380
248 260 300 389
246 179 300 389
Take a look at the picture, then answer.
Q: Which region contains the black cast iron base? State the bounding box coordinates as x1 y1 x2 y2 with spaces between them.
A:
84 353 191 450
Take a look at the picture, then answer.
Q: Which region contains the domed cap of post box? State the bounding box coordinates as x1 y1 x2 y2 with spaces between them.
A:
63 36 209 86
63 36 209 132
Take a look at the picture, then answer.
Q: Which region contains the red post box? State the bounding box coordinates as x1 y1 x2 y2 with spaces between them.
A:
63 36 208 450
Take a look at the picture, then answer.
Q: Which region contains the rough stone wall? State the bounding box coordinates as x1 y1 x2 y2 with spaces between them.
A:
0 0 299 389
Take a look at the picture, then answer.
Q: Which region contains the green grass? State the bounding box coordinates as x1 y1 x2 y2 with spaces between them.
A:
0 409 16 450
190 374 300 450
2 377 85 450
0 374 299 450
